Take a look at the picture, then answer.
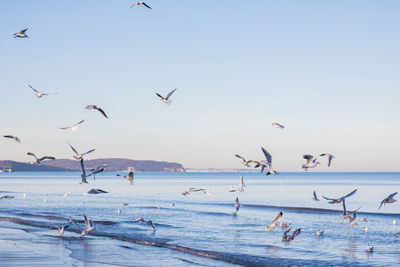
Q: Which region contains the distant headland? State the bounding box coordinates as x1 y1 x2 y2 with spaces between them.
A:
0 158 185 172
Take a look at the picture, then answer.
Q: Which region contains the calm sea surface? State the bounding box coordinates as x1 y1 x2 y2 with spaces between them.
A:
1 172 400 266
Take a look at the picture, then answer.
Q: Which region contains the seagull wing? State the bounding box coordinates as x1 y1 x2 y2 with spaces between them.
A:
378 199 385 210
235 154 246 162
27 152 37 159
303 154 314 164
322 195 338 201
166 88 177 100
156 93 165 100
261 147 272 165
142 2 152 9
80 159 86 176
340 189 358 200
269 211 283 226
68 143 80 156
388 192 398 200
39 156 55 161
73 119 85 127
82 149 96 156
328 155 333 167
83 215 90 229
21 28 28 34
95 107 108 119
313 190 318 199
291 228 301 241
28 85 40 93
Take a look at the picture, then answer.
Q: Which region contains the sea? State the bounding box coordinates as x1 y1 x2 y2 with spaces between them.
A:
1 171 400 266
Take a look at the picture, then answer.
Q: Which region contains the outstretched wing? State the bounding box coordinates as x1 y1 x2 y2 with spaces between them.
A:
28 85 39 93
322 195 338 201
166 88 177 100
73 119 85 127
261 147 272 165
235 154 245 162
142 2 152 9
95 107 108 119
68 143 79 156
82 149 96 157
39 156 55 161
27 152 37 159
291 228 301 241
388 192 398 199
340 189 358 200
313 190 318 199
21 28 28 34
269 211 283 226
303 154 313 164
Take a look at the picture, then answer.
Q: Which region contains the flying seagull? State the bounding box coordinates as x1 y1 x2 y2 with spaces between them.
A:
28 85 57 98
320 153 334 167
3 135 21 143
81 215 95 236
239 175 245 192
27 152 55 164
14 28 28 38
258 147 279 176
117 171 134 184
265 211 283 231
89 165 108 180
272 123 285 129
49 225 69 236
282 228 301 244
302 155 320 171
379 192 398 210
156 88 177 105
313 190 319 201
322 189 358 215
130 1 152 9
134 218 156 229
59 119 85 131
85 105 108 119
68 142 95 161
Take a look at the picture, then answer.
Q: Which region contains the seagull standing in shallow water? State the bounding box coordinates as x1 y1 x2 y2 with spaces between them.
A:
14 28 28 38
85 105 109 119
156 88 177 105
379 192 398 210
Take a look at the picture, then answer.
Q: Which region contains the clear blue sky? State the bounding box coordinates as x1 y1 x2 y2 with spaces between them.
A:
0 1 399 171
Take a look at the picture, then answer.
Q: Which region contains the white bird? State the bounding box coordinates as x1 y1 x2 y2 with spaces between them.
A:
320 153 334 167
366 244 374 253
88 165 108 180
379 192 398 210
28 85 57 98
3 135 21 143
302 155 320 171
85 105 108 119
322 189 358 215
82 215 95 236
317 230 324 237
134 218 156 229
156 88 177 105
239 176 245 192
27 152 55 164
68 142 96 161
393 219 397 225
116 171 134 184
50 225 69 236
363 226 368 233
265 211 283 231
14 28 28 38
252 147 279 176
59 119 85 131
272 123 285 129
117 209 121 214
130 1 152 9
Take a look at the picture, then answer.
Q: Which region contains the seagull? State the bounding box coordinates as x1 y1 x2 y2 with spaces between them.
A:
14 28 28 38
312 190 320 201
156 88 177 105
117 171 134 184
302 155 320 171
317 230 324 237
49 225 69 236
85 105 108 119
235 155 253 167
233 197 240 216
28 85 57 98
265 211 283 231
347 211 358 226
253 147 279 176
282 228 301 244
272 123 285 129
134 218 156 229
87 189 108 194
379 192 398 209
280 221 291 228
3 135 21 143
322 189 358 215
27 152 55 164
366 244 374 253
89 165 108 180
360 217 368 222
393 219 397 225
363 226 368 233
82 215 95 236
239 176 245 192
182 190 191 196
59 119 85 131
320 153 334 167
130 1 152 9
68 142 96 161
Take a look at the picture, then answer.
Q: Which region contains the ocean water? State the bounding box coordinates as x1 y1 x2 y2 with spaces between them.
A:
1 171 400 266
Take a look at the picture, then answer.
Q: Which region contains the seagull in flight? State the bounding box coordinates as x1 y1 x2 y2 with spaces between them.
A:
68 142 96 161
28 85 57 98
130 1 152 9
59 119 85 131
85 105 109 119
49 225 69 236
234 155 259 168
379 192 398 210
282 228 301 244
81 215 96 236
233 197 240 216
117 171 134 184
14 28 29 38
272 123 285 129
322 189 358 215
89 165 108 180
320 153 334 167
257 147 279 176
302 155 320 171
27 152 55 164
156 88 177 105
134 218 156 229
3 135 21 143
265 211 283 231
312 190 319 201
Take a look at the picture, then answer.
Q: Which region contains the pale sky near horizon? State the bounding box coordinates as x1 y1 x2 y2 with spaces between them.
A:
0 1 399 171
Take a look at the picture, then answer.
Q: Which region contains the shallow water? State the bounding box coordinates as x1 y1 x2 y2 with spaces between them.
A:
1 171 400 266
